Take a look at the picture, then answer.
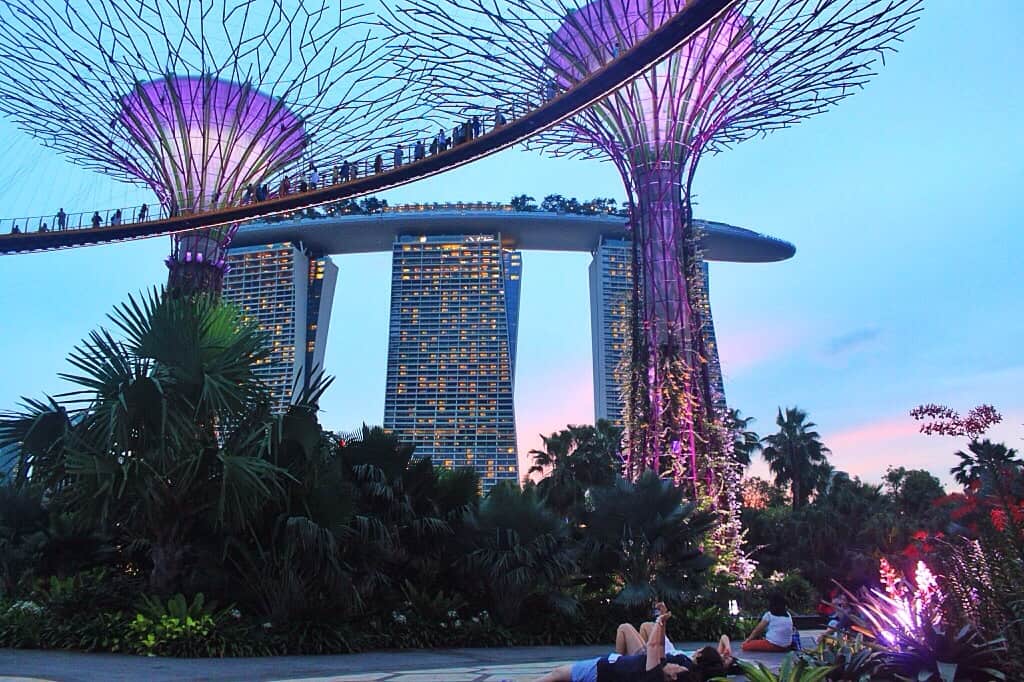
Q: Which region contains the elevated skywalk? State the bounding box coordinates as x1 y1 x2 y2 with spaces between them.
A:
0 0 737 256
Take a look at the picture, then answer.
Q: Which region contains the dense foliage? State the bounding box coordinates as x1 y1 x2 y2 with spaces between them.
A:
0 290 725 655
0 292 1019 678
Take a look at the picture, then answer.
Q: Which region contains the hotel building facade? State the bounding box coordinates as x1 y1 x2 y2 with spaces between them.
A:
223 207 792 486
222 242 338 412
589 237 726 428
383 233 522 491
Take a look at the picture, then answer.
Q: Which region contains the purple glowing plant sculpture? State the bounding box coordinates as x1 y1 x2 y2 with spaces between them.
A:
383 0 919 571
0 1 424 294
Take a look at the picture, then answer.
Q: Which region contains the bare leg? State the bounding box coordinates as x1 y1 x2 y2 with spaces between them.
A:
638 621 657 644
616 623 647 655
533 664 573 682
719 634 734 666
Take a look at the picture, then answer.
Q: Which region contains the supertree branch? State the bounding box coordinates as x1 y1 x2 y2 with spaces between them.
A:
382 0 920 158
381 0 917 574
0 0 429 194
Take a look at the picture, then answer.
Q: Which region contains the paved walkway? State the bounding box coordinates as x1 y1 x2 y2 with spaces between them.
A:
0 641 802 682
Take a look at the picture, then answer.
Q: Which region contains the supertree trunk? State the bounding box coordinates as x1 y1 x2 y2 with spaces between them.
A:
165 225 239 298
623 158 717 486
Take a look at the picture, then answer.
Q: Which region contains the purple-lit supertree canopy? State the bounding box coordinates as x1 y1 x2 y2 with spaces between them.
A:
384 0 919 570
0 1 423 295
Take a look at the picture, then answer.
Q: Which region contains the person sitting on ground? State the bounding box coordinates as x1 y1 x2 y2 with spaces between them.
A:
11 224 21 234
742 593 794 652
39 222 48 232
535 611 695 682
821 593 852 640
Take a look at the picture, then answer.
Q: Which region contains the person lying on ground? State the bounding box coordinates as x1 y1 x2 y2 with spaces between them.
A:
614 601 735 668
616 623 735 670
534 611 717 681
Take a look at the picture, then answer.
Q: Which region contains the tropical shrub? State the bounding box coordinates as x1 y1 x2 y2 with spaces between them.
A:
714 655 834 682
843 560 1007 681
460 481 577 625
582 471 715 610
798 632 883 681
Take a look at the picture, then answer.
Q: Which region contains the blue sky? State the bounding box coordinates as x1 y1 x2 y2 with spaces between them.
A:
1 1 1021 487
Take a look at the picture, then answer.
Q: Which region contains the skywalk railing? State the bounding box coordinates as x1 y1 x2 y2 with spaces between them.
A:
0 0 739 254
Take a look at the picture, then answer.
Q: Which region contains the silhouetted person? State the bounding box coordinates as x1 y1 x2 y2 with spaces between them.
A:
332 165 340 185
309 163 320 188
374 154 383 174
138 203 149 222
494 106 506 127
56 208 67 230
298 178 308 193
414 139 425 161
11 225 20 234
394 144 403 167
244 183 254 203
437 128 447 150
110 209 122 226
452 124 461 145
280 175 291 196
91 211 101 228
341 159 350 181
39 222 48 232
472 116 481 138
429 137 438 155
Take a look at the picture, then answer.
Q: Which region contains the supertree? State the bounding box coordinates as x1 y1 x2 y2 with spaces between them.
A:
0 0 423 294
383 0 919 571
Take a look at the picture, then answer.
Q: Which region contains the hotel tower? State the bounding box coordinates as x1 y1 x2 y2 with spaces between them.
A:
222 242 338 412
384 233 522 490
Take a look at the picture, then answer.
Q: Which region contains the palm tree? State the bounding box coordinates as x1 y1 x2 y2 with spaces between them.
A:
510 194 536 211
760 407 831 509
0 289 289 593
582 471 715 608
528 420 621 520
951 439 1023 489
727 408 761 467
461 482 577 625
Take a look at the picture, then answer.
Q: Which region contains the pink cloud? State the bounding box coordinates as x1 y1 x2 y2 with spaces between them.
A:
515 362 594 481
717 323 802 377
821 411 1022 488
827 416 921 450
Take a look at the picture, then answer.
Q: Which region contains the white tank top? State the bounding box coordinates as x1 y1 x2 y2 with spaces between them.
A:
762 611 794 647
